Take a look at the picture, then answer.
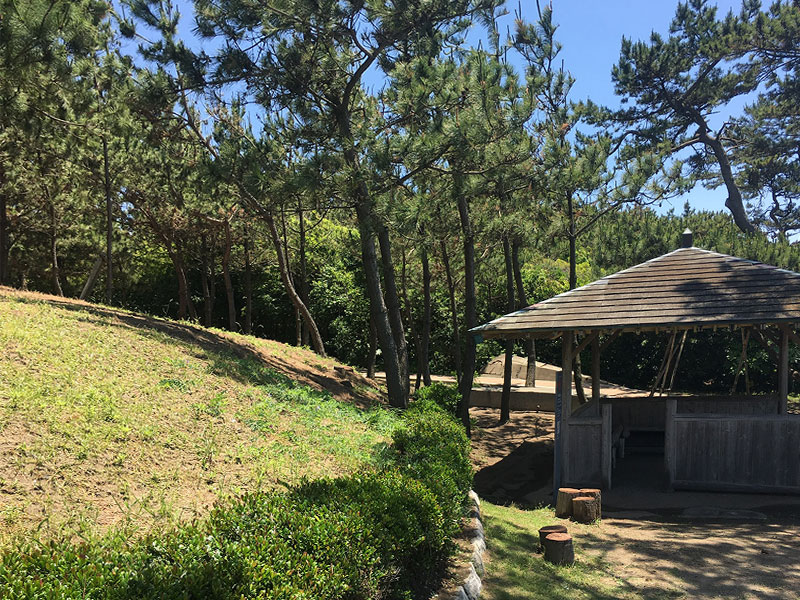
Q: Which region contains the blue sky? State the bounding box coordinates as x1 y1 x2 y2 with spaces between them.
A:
157 0 752 216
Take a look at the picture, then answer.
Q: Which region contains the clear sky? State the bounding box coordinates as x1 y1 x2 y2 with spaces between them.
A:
160 0 751 217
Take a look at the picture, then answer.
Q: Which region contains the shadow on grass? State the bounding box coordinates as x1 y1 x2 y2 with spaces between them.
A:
7 292 382 408
484 500 800 600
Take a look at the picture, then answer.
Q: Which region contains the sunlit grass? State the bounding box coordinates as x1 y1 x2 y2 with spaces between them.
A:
0 292 399 546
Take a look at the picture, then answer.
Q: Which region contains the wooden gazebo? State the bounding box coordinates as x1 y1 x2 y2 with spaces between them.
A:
472 232 800 493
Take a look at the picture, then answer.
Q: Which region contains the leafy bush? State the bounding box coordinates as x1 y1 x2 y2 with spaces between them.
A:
412 382 460 416
390 403 473 530
0 494 381 600
293 470 447 599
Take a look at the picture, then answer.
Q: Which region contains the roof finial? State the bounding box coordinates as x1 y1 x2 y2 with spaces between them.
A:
681 228 693 249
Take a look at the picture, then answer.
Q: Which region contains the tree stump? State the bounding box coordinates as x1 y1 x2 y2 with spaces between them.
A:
543 532 574 566
572 496 599 524
578 488 601 518
555 487 581 518
537 524 568 552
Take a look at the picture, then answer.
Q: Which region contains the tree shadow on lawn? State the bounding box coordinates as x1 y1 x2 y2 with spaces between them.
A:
9 292 382 408
576 514 800 599
483 501 800 600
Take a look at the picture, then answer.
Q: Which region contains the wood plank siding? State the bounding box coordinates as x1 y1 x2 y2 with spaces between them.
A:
472 248 800 338
671 415 800 492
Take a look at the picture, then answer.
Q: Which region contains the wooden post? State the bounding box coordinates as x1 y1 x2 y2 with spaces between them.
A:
561 331 574 484
779 326 789 415
601 401 612 490
592 333 600 402
664 398 677 489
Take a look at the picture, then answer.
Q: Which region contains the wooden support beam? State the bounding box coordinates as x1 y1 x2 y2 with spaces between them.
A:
664 398 677 490
730 328 751 394
592 335 601 403
751 328 780 363
574 332 599 357
779 326 789 415
599 330 622 353
601 402 612 490
561 330 574 485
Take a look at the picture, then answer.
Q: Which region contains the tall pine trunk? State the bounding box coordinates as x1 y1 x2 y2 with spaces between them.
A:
512 240 536 386
334 104 407 408
500 235 514 425
222 218 237 331
366 316 378 379
1 169 9 285
567 193 587 403
49 200 63 297
264 211 327 357
440 239 462 385
243 223 253 335
200 234 213 326
420 244 432 387
102 135 113 304
455 172 474 436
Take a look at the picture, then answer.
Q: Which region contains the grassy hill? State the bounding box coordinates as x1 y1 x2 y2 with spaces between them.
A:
0 287 398 546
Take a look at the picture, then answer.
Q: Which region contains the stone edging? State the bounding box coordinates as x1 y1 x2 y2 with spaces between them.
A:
452 490 485 600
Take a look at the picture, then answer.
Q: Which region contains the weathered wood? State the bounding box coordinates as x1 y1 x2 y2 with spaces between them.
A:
538 525 568 552
566 420 603 486
672 415 800 491
561 330 573 483
664 398 677 489
592 335 600 402
555 488 581 518
779 326 789 415
601 403 612 490
543 532 575 566
572 495 599 523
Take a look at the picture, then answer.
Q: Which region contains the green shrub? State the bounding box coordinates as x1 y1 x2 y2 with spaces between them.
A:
412 382 460 416
390 404 473 530
293 470 447 599
0 494 381 600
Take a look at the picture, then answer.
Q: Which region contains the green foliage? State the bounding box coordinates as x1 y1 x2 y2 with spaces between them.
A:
293 471 447 599
390 404 473 529
413 382 460 416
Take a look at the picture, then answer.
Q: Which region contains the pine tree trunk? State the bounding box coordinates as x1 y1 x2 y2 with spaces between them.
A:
378 223 410 402
222 218 237 331
168 248 190 320
264 211 327 357
49 202 63 297
500 235 514 425
200 234 213 326
298 203 310 347
334 102 407 408
512 240 536 386
400 250 422 393
420 245 432 387
441 239 463 385
567 194 587 404
1 171 10 286
243 224 253 335
455 173 474 436
367 316 377 379
102 135 113 304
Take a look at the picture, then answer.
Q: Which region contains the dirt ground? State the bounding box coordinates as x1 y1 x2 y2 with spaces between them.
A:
470 407 800 599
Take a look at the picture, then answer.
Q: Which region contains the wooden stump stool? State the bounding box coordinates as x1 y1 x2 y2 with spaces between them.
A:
578 488 601 519
543 532 575 566
537 524 568 552
555 488 581 518
572 496 599 524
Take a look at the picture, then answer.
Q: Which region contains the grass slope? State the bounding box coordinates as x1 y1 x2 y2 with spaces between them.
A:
0 288 398 546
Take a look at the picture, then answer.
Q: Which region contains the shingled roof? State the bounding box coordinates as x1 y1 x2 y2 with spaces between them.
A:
473 246 800 339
